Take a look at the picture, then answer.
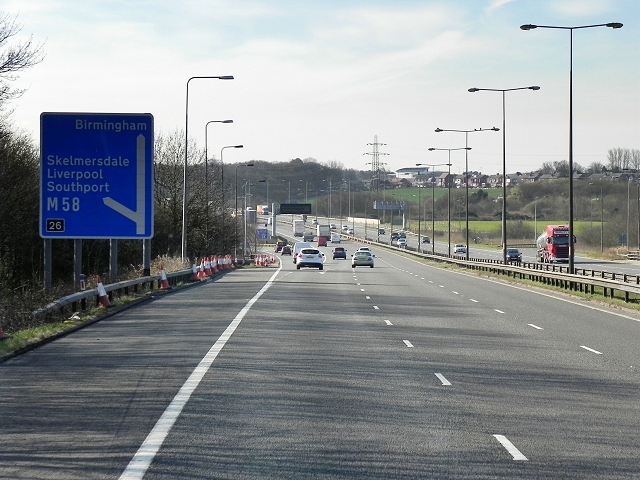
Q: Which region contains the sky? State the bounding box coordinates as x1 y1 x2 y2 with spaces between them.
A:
3 0 639 176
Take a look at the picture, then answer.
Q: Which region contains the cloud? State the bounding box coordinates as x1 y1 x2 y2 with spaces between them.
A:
487 0 518 11
549 0 615 17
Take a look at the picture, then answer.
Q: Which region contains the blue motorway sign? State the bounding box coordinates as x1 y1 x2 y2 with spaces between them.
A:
256 228 268 240
40 112 154 238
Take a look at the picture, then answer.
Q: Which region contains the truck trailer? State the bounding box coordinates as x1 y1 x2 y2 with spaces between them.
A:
536 224 572 263
316 224 331 240
293 219 305 237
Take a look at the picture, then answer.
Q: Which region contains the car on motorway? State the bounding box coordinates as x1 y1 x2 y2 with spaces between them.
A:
275 240 287 252
296 248 325 270
506 248 523 263
330 233 341 243
330 223 338 230
396 238 408 248
421 236 430 244
317 236 327 247
356 247 372 254
342 225 349 232
378 228 386 235
453 244 467 254
346 228 354 235
311 218 318 226
351 250 374 268
280 245 292 255
332 246 347 259
292 242 312 263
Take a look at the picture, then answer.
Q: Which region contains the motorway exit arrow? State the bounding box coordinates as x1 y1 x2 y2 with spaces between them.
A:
103 134 146 234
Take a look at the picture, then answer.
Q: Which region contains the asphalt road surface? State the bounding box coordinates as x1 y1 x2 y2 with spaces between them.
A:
1 241 639 479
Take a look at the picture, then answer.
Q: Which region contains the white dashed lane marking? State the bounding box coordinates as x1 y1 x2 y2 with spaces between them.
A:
528 324 544 330
493 435 528 461
403 340 414 348
580 345 603 355
435 373 451 386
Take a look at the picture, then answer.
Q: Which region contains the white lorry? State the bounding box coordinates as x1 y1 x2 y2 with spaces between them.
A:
293 219 305 237
316 224 331 240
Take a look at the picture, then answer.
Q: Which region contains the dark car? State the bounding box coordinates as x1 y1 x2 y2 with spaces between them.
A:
275 240 287 252
281 245 292 255
332 247 347 260
506 248 522 263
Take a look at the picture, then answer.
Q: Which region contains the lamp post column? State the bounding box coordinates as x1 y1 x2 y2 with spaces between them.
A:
182 75 234 261
520 21 622 272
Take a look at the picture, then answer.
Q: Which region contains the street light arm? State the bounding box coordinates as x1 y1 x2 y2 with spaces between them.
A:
521 23 622 30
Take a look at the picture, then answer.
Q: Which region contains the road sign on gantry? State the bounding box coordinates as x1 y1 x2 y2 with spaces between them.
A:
40 112 154 238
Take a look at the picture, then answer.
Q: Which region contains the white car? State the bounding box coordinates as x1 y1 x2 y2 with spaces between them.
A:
296 247 325 270
453 244 467 254
346 228 354 235
292 242 312 263
342 225 350 232
396 238 408 248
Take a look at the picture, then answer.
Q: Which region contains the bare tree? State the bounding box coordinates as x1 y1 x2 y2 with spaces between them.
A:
0 13 44 109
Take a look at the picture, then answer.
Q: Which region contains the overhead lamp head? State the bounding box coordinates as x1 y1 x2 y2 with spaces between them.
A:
222 120 233 123
235 145 244 148
435 128 443 132
219 75 234 80
529 86 541 91
246 163 254 167
491 127 500 131
520 24 537 30
607 22 623 29
468 87 479 92
428 148 435 151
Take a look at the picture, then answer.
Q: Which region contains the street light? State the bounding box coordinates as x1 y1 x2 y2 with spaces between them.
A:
221 144 244 193
468 85 540 264
416 162 452 254
182 75 234 261
520 22 622 273
435 127 499 259
204 120 233 250
234 163 254 261
427 148 470 256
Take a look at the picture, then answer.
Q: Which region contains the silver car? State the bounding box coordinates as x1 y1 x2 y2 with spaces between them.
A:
351 251 374 268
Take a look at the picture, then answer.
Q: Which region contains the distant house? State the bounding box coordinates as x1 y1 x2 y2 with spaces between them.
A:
437 172 455 188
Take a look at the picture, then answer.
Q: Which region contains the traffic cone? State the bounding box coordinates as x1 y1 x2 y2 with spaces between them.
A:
159 264 171 289
226 254 233 269
197 258 207 278
211 256 219 274
190 261 199 281
204 257 212 276
95 276 112 308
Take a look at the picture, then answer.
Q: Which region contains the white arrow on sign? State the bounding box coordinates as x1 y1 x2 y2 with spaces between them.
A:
103 134 146 234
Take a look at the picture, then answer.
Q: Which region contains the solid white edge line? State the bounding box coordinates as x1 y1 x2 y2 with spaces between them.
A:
580 345 603 355
119 267 281 480
435 373 451 386
493 434 528 461
494 309 505 314
528 323 544 330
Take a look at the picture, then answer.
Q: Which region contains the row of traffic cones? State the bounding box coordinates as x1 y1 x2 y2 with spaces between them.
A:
190 255 235 281
254 254 278 266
